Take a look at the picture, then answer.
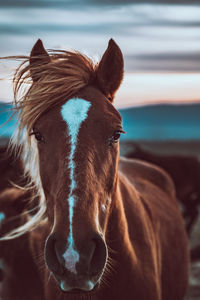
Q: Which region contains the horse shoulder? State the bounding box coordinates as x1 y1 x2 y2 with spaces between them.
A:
118 157 189 300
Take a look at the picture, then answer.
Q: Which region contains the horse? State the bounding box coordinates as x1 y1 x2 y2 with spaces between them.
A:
126 143 200 235
0 145 26 192
0 187 44 299
2 38 190 300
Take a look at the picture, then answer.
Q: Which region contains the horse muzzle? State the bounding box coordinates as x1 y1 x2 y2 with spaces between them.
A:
44 232 107 292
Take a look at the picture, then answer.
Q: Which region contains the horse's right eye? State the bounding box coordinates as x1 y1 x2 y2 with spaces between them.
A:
30 131 45 143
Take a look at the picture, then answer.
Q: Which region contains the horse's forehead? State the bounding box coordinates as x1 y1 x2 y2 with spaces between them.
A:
59 97 106 130
36 94 121 133
59 95 121 126
60 98 92 128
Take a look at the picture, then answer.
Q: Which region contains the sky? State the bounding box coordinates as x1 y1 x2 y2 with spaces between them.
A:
0 0 200 107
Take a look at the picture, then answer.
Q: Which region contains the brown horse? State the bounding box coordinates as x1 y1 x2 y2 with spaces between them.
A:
126 143 200 235
0 188 44 300
0 145 26 192
2 39 189 299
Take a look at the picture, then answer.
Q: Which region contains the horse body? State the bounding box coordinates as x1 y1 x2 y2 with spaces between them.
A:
0 188 44 300
118 158 189 300
1 38 189 299
126 145 200 234
0 146 26 192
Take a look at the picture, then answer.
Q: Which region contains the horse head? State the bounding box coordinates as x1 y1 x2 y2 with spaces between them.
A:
12 38 124 293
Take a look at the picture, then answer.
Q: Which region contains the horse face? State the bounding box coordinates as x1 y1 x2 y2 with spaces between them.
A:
33 86 123 292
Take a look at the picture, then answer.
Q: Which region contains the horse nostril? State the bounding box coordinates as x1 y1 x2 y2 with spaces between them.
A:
45 234 64 275
88 235 107 276
54 240 66 267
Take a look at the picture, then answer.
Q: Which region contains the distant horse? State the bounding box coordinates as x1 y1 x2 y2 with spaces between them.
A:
2 39 189 300
0 145 26 192
0 188 43 300
126 143 200 235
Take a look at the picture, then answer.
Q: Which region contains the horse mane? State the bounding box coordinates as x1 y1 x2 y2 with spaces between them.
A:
13 50 97 134
3 50 97 239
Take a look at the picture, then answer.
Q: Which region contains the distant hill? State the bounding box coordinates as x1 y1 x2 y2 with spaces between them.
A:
1 102 200 141
0 102 16 138
119 103 200 141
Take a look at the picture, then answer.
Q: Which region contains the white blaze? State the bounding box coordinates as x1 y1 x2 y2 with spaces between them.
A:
0 212 5 223
61 98 91 273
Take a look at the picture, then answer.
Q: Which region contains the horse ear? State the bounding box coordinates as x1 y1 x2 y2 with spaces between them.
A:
97 39 124 102
30 39 50 82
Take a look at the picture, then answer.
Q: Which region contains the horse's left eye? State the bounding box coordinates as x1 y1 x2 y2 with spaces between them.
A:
108 130 125 146
113 131 121 142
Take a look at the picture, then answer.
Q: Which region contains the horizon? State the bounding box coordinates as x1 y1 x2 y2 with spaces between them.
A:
1 72 200 108
1 101 200 141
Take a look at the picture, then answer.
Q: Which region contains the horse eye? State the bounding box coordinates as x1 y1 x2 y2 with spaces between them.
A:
30 131 44 143
113 131 121 142
108 130 125 147
108 131 121 146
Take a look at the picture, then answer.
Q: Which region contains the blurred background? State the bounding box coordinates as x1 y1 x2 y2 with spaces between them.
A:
0 1 200 299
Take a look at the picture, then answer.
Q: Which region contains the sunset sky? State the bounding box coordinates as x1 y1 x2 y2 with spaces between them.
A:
1 72 200 108
0 0 200 108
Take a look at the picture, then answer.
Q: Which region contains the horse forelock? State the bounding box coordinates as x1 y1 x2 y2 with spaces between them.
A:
12 50 97 139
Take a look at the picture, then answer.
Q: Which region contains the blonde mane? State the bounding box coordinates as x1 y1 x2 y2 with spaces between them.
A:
13 50 96 134
4 50 97 239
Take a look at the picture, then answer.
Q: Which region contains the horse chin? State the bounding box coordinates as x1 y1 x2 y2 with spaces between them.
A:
53 273 100 294
60 279 96 293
